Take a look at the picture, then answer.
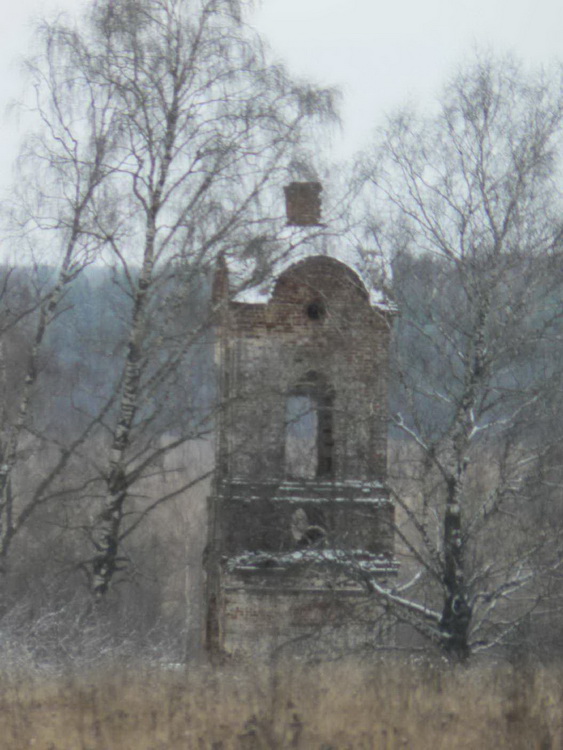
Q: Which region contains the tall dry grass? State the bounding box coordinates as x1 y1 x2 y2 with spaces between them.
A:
0 657 561 749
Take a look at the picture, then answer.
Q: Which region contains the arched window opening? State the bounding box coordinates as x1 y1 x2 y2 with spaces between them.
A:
285 394 317 478
284 373 334 480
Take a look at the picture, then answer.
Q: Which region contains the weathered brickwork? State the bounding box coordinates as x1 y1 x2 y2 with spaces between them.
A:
205 251 397 658
283 181 323 226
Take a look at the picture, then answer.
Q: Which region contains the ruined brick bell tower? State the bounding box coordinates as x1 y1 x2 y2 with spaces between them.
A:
205 183 397 657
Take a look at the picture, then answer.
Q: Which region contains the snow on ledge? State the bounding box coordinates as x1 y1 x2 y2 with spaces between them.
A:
226 549 399 574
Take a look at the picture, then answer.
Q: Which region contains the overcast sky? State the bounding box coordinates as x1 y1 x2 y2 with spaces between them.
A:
1 0 562 190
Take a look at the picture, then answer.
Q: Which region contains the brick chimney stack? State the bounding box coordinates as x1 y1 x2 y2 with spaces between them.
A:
212 253 229 304
284 182 322 226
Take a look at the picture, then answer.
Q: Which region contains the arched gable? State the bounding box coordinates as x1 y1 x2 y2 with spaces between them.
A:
271 255 371 308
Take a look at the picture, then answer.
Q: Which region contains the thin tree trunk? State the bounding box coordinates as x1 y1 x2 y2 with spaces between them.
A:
91 75 186 597
91 241 154 596
439 287 490 659
0 254 80 555
440 477 472 659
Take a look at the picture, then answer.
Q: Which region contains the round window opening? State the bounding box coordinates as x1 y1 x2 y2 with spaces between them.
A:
306 300 325 321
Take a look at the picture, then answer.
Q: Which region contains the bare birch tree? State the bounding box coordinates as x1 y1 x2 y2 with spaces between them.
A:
22 0 337 597
358 55 563 659
0 21 121 572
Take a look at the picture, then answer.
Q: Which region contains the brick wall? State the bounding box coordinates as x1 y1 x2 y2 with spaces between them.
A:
224 256 391 483
206 254 396 657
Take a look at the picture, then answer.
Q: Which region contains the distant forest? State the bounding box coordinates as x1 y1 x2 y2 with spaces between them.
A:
5 250 563 445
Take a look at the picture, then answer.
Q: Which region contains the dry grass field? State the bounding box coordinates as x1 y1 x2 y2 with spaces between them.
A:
0 658 561 749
